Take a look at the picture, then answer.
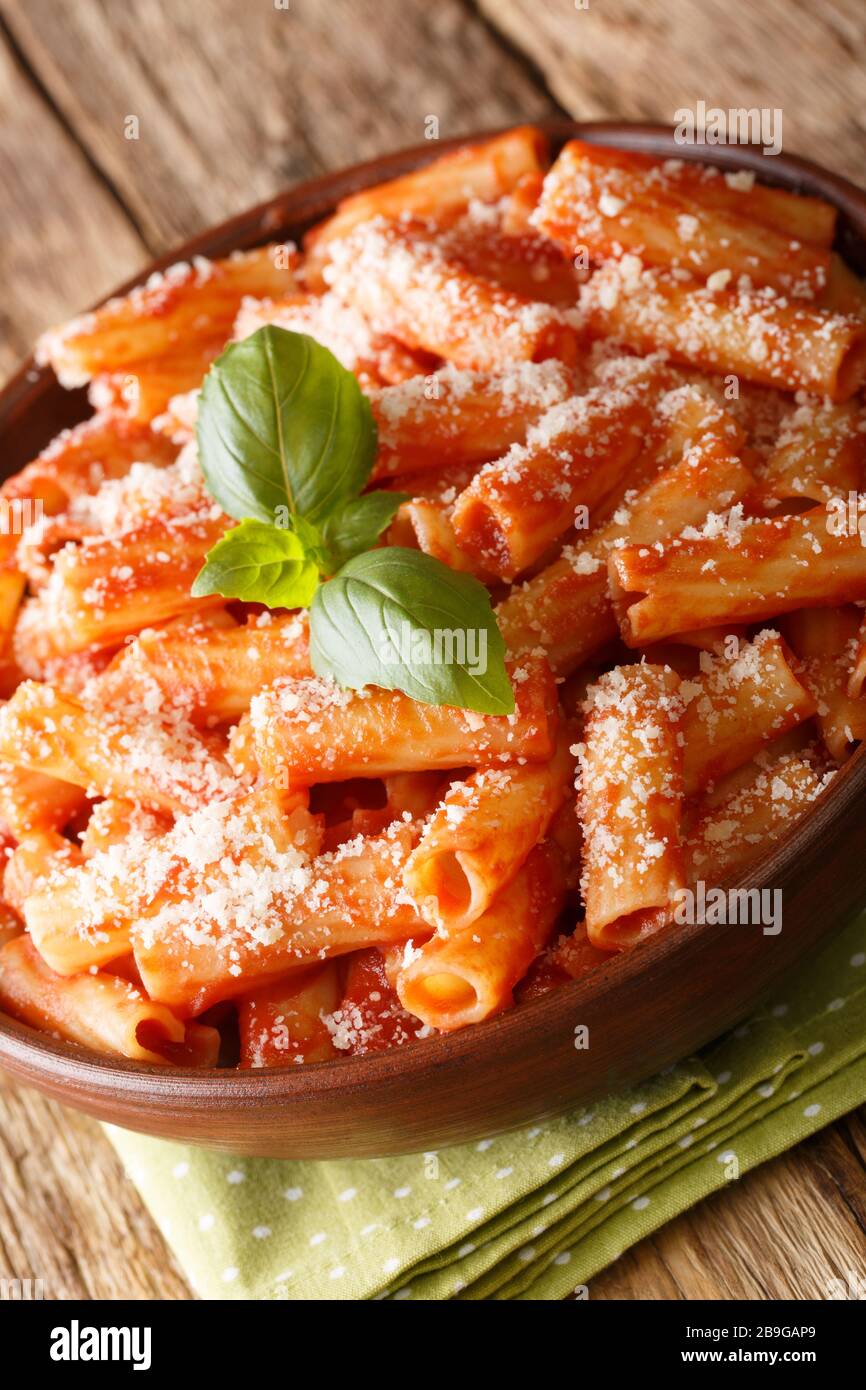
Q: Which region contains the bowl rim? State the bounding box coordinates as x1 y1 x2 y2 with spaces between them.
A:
2 116 866 1105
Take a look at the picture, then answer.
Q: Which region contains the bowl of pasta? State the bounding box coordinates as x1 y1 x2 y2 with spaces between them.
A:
1 120 866 1158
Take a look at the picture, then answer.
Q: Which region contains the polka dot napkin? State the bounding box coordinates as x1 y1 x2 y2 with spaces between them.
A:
106 913 866 1300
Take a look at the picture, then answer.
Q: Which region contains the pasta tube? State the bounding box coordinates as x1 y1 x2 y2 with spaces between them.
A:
395 843 565 1030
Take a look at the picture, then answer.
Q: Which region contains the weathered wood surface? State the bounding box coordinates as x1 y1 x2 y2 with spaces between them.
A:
0 0 864 1301
0 30 143 375
0 0 557 252
0 1079 191 1300
478 0 866 183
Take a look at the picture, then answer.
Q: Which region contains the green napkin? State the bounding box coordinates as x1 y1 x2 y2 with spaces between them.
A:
105 914 866 1300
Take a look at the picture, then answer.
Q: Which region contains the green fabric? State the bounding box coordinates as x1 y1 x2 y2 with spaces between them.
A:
105 913 866 1300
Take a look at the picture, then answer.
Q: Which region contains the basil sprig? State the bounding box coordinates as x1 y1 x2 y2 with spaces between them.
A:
193 326 514 714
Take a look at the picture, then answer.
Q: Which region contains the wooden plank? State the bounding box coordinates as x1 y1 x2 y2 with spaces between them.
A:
0 33 145 377
592 1107 866 1299
476 0 866 183
0 0 558 253
0 1077 192 1300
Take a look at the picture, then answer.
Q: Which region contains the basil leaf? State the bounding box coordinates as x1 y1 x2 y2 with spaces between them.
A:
196 326 377 526
192 519 320 608
309 547 514 714
320 491 407 572
288 512 330 573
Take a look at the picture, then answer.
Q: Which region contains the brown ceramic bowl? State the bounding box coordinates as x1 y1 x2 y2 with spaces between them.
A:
1 120 866 1158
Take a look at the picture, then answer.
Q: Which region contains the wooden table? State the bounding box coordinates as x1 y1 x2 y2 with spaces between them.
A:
1 0 865 1300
